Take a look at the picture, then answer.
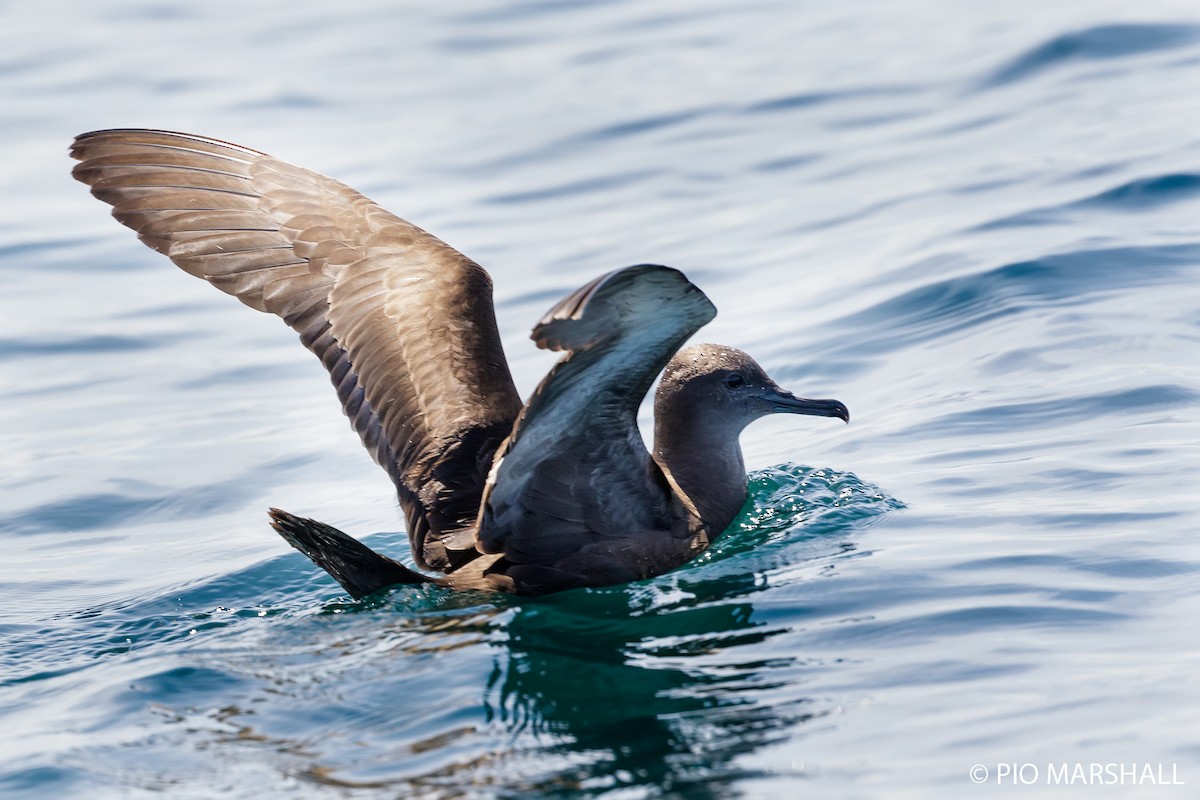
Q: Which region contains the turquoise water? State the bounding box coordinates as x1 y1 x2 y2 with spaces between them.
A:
3 1 1199 797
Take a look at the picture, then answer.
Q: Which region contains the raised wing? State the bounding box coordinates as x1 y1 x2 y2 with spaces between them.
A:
474 265 716 593
71 129 522 571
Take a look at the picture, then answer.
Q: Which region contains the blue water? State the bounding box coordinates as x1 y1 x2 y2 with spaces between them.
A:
3 1 1199 797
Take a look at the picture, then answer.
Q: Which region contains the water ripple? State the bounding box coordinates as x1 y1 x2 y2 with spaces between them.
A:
0 334 168 361
483 168 660 205
8 456 320 535
980 23 1200 88
918 384 1198 435
824 244 1200 357
744 84 920 115
975 173 1200 230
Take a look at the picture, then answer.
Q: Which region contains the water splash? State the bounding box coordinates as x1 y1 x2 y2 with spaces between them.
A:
706 464 904 560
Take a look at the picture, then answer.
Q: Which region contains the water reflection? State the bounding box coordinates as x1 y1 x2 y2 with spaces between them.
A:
483 575 806 796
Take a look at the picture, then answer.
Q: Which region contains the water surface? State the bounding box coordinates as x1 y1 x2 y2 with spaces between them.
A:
2 1 1199 797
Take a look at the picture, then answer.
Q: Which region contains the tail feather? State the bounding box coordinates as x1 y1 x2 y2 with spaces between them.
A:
268 508 441 599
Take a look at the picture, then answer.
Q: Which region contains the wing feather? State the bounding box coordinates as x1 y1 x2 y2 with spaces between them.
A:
475 265 715 581
72 128 522 571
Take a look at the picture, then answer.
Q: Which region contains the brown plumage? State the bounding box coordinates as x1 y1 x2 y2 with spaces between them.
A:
71 129 848 598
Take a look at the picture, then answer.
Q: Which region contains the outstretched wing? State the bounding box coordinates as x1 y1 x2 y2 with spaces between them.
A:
71 129 522 571
474 265 716 593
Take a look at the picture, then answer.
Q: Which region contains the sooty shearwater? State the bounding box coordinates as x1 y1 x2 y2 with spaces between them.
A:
71 129 848 597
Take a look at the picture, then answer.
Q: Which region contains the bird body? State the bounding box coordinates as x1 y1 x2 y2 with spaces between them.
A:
72 129 848 598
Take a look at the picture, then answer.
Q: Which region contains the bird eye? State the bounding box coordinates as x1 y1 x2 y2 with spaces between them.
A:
724 373 746 389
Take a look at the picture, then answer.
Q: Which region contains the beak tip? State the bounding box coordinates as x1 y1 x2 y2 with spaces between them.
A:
768 392 850 423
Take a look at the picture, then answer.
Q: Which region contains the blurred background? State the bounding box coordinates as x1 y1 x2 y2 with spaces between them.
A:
2 1 1198 797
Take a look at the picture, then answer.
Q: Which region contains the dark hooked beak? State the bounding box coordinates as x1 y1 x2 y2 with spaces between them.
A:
763 387 850 423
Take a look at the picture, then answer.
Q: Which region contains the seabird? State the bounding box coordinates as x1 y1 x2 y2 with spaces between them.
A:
71 129 849 598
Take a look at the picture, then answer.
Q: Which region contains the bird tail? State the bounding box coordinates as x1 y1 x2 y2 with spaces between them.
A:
268 508 441 599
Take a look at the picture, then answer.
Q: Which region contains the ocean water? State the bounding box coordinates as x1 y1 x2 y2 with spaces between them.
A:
2 1 1199 797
